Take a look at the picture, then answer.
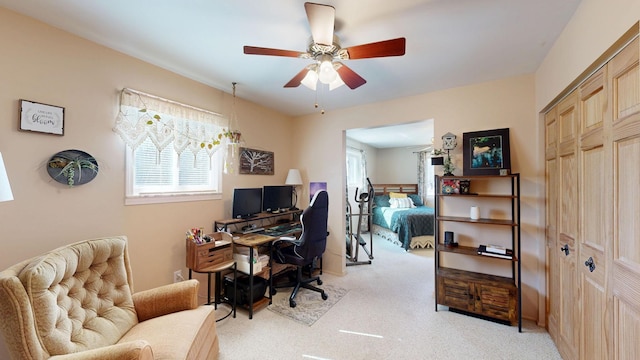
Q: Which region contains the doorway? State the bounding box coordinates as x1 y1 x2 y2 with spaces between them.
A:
344 119 434 263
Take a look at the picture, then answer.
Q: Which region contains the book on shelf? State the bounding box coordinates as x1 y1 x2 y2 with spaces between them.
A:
485 244 507 254
478 245 513 259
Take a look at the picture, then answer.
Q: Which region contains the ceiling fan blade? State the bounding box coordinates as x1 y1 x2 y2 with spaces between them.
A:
304 2 335 46
244 46 306 58
335 63 366 89
284 68 310 88
344 37 406 59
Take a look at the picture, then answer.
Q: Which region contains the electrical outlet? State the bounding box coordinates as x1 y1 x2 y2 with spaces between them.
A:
173 270 183 283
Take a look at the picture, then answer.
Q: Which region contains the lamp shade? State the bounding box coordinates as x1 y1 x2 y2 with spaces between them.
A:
431 156 444 166
0 152 14 202
301 69 318 90
285 169 302 185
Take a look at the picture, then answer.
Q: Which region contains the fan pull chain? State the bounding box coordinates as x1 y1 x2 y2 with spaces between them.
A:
314 86 319 109
314 85 326 114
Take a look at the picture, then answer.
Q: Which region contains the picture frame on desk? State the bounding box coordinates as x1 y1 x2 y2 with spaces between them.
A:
462 128 511 176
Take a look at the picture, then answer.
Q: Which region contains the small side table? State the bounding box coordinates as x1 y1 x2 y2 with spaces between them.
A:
186 233 237 321
189 260 237 322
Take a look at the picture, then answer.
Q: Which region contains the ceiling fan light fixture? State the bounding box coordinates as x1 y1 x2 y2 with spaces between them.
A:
301 69 318 90
318 55 337 84
329 74 345 90
244 3 406 92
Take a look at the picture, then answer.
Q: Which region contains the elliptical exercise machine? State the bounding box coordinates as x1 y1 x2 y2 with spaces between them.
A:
345 178 374 266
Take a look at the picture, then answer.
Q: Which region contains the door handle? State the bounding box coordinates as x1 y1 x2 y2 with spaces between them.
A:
584 257 596 272
560 244 569 256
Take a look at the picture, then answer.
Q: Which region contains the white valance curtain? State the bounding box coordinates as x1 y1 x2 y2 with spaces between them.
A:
114 88 228 159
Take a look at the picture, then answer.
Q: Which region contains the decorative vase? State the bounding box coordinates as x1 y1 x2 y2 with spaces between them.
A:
470 206 480 220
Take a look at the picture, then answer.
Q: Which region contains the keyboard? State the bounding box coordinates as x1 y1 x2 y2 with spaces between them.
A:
241 227 264 234
262 223 302 236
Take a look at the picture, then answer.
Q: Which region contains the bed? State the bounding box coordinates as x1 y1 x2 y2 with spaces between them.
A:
370 184 435 251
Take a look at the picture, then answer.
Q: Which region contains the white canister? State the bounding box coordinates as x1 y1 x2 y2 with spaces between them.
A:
470 206 480 220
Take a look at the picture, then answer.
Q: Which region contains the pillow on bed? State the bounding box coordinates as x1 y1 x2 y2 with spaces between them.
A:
374 195 391 207
389 192 407 198
389 197 415 208
408 194 424 206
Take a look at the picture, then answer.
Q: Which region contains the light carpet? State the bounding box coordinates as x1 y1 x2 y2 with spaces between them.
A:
267 283 348 326
215 235 561 359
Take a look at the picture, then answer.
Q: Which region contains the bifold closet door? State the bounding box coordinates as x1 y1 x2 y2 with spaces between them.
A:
577 67 610 360
609 37 640 359
545 27 640 360
545 108 560 344
556 92 580 360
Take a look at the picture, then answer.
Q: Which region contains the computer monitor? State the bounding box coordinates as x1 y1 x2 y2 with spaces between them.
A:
232 188 263 219
262 185 293 212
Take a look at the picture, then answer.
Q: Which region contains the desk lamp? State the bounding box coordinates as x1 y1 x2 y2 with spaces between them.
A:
0 152 14 202
285 169 302 210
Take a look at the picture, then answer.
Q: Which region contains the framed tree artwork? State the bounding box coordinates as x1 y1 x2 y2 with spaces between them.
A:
239 147 274 175
462 128 511 176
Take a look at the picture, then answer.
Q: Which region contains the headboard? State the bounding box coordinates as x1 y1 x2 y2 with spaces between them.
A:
372 183 418 195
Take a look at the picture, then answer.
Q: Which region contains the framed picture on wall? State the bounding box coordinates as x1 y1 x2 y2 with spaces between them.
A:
310 182 327 201
19 99 65 135
239 147 274 175
462 128 511 176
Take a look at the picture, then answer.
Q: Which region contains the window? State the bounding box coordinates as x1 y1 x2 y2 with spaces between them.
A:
346 150 362 187
125 137 223 204
115 89 226 205
425 157 436 195
346 147 367 190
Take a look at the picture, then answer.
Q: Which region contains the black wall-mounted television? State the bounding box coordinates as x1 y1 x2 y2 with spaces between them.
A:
262 185 293 212
232 188 263 219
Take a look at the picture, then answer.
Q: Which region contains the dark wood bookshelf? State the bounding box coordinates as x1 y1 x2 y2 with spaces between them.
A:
434 174 521 331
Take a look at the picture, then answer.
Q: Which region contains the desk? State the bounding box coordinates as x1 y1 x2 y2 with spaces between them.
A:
215 211 303 319
214 209 301 233
232 233 277 319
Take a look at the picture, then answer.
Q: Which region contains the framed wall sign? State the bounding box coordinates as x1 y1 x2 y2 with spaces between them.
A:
462 128 511 176
19 99 65 135
310 182 327 201
239 147 274 175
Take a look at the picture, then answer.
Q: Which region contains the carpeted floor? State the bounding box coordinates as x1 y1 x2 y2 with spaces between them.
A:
214 234 561 360
267 284 349 326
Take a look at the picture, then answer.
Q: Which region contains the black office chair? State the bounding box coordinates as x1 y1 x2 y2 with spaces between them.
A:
272 190 329 308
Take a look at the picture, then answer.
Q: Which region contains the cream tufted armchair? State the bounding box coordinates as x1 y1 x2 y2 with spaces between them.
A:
0 236 219 359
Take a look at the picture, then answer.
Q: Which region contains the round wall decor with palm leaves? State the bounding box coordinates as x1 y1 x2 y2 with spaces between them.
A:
47 149 98 187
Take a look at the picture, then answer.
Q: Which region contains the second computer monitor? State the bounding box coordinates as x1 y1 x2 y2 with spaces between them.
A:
262 185 293 213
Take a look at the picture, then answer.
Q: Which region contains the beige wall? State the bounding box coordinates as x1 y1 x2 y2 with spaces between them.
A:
292 74 540 319
0 7 293 302
536 0 640 112
374 146 423 184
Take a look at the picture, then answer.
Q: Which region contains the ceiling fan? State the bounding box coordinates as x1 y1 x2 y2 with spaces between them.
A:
243 2 406 91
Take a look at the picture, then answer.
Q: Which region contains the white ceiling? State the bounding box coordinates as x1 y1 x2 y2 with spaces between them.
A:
347 120 434 148
0 0 581 119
